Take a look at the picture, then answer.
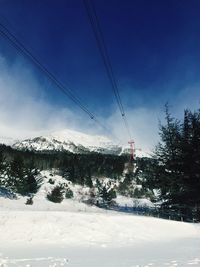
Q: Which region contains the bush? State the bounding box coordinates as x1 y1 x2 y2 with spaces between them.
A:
65 187 73 199
25 196 33 205
47 185 64 203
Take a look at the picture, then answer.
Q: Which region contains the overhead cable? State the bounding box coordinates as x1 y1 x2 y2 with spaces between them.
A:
0 22 115 138
83 0 132 140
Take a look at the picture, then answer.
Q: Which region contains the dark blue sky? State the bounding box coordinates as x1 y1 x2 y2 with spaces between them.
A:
0 0 200 144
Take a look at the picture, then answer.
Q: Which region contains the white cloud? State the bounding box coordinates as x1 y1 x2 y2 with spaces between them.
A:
0 55 93 140
0 54 199 151
106 106 161 152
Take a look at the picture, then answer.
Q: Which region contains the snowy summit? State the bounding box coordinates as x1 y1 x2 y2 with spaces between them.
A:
13 129 122 154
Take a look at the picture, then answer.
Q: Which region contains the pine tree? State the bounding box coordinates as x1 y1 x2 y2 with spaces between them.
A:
65 186 73 199
85 168 93 188
0 150 5 173
180 110 200 208
47 185 64 203
96 179 116 205
154 104 182 203
7 156 41 195
142 106 200 219
8 156 26 194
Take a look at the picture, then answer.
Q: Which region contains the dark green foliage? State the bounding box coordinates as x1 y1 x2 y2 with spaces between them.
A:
7 156 26 194
25 162 41 194
25 196 33 205
0 149 7 187
84 168 93 188
65 187 73 199
4 155 41 195
96 179 116 204
132 187 145 198
0 144 127 198
0 144 127 184
26 172 41 194
141 105 200 219
0 149 5 174
47 185 64 203
60 153 126 186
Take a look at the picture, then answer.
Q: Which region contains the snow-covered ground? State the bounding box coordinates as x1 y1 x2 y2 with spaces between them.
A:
0 194 200 266
0 171 199 266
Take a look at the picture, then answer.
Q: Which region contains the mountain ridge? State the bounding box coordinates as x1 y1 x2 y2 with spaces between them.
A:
13 129 121 155
1 129 150 157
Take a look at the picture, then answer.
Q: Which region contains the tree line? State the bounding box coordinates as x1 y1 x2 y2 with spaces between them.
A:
0 145 127 195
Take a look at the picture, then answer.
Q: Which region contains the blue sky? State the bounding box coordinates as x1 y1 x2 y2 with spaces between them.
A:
0 0 200 150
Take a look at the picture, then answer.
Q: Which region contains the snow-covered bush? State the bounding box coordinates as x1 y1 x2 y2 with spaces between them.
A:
47 185 64 203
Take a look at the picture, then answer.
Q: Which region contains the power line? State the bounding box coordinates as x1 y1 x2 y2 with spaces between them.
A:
83 0 132 140
84 0 124 115
0 22 116 139
0 25 92 118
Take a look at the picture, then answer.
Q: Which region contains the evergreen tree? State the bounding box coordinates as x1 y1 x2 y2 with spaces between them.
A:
154 104 182 203
8 156 26 194
96 179 116 205
7 156 41 195
25 167 41 194
65 186 73 199
47 185 64 203
84 168 93 188
0 150 5 173
179 110 200 207
142 105 200 219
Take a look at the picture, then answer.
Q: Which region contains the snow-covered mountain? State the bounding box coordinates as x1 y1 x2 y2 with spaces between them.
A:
13 129 122 155
11 128 150 157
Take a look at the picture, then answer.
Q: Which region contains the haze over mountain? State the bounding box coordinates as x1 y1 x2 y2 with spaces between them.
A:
11 128 149 157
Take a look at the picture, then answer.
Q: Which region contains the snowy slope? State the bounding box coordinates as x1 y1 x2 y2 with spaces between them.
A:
0 202 199 266
12 128 150 157
0 170 154 212
0 209 199 247
13 129 122 155
0 170 200 266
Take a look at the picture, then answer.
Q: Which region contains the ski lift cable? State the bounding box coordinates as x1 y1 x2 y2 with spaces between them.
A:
0 23 119 141
83 0 124 115
84 0 132 140
0 25 93 118
83 0 132 140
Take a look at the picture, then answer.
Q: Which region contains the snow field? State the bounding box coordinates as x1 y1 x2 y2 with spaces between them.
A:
0 171 199 266
0 212 200 267
0 210 199 246
0 201 200 266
